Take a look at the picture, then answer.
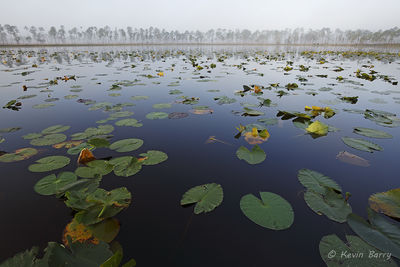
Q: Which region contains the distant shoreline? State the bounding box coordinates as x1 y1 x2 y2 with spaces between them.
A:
0 43 400 48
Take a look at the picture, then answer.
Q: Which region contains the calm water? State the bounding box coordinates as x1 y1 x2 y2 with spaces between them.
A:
0 45 399 266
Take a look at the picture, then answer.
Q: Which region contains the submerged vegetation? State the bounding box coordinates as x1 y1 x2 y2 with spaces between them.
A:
0 46 399 266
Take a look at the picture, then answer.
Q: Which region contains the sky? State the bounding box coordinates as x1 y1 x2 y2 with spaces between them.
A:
1 0 399 31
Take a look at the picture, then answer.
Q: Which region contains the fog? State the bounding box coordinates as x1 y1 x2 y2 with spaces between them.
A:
1 0 399 31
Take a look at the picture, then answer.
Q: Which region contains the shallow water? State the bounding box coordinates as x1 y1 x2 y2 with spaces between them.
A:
0 45 399 266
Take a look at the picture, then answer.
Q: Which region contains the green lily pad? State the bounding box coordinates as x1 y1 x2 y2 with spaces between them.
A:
75 160 113 178
369 188 400 219
297 169 341 194
152 103 172 109
347 208 400 259
109 138 143 152
109 156 142 177
64 95 79 100
342 137 383 153
22 133 43 140
236 145 266 165
34 172 77 196
32 103 55 109
242 107 265 116
41 125 70 134
353 127 393 139
71 125 114 140
28 156 70 172
145 112 168 120
214 95 236 105
257 118 278 126
30 133 67 146
304 188 352 223
67 143 93 155
180 183 223 214
74 187 131 225
319 234 397 267
115 118 143 127
169 89 183 95
130 95 149 101
88 218 120 244
87 138 110 148
0 148 38 163
240 192 294 230
139 150 168 165
0 127 21 133
17 94 37 99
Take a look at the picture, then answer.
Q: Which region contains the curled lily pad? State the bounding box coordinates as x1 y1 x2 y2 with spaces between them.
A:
30 133 67 146
139 150 168 165
28 156 70 172
181 183 223 214
369 188 400 219
146 112 168 120
34 172 77 196
236 145 266 165
0 148 38 163
109 138 143 152
41 125 70 134
342 137 383 153
240 192 294 230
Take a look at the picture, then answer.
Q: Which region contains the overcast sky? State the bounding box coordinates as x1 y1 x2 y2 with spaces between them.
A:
1 0 399 31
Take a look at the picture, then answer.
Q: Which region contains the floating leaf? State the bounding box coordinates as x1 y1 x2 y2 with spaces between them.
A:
214 95 236 105
109 138 143 152
145 112 168 120
115 119 143 127
236 145 266 165
130 95 149 101
41 125 70 134
181 183 223 214
168 112 188 119
152 103 172 109
22 133 43 140
28 156 70 172
342 137 383 153
75 160 113 178
0 127 21 133
34 172 77 196
139 150 168 165
319 234 397 267
336 151 370 167
67 143 93 155
30 133 67 146
353 127 393 139
297 169 341 194
32 103 55 109
240 192 294 230
88 138 110 148
369 189 400 219
347 208 400 259
109 156 142 177
305 120 329 136
0 148 38 163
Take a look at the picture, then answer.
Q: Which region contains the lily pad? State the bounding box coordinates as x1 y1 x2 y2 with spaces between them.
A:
0 148 38 163
87 138 110 148
369 188 400 219
30 133 67 146
347 208 400 259
168 112 188 119
214 96 236 105
109 138 143 152
139 150 168 165
240 192 294 230
319 234 397 266
67 143 93 155
109 156 143 177
152 103 172 109
236 145 266 165
28 156 71 172
342 137 383 153
297 169 341 194
41 125 70 134
353 127 393 139
181 183 223 214
130 95 149 101
115 118 143 127
34 172 77 196
32 103 55 109
75 160 113 178
146 112 168 120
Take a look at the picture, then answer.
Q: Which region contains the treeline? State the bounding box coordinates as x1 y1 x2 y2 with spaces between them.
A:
1 25 400 45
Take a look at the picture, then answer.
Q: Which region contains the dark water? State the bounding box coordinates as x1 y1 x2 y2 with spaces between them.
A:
0 45 400 266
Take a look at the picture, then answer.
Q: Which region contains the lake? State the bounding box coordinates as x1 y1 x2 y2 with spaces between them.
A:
0 45 399 267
